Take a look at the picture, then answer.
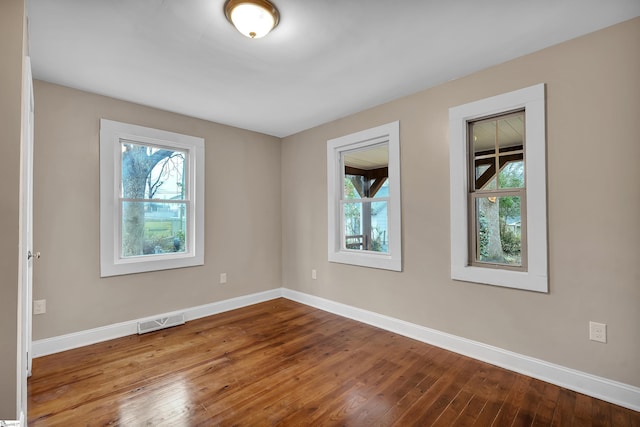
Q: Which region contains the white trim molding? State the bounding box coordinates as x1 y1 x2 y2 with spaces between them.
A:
282 289 640 412
33 288 639 412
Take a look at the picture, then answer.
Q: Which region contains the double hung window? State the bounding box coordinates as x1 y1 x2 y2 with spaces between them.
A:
468 110 526 270
100 119 205 277
449 84 547 292
327 121 402 271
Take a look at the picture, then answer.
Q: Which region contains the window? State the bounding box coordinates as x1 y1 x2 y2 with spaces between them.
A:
327 121 401 271
449 84 547 292
469 110 526 270
343 145 390 253
100 119 204 277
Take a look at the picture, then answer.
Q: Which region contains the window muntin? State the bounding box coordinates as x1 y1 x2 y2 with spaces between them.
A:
100 119 204 277
468 110 526 270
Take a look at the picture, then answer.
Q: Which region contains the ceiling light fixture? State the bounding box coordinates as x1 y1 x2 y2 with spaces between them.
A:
224 0 280 39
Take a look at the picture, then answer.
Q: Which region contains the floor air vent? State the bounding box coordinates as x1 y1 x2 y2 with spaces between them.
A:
137 313 185 334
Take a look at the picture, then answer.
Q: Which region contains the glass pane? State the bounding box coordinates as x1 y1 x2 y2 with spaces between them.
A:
343 144 388 170
372 178 389 199
370 201 389 253
484 176 497 190
343 202 363 249
497 114 524 152
344 176 389 199
471 120 495 156
475 196 522 266
499 160 525 189
342 143 389 199
497 112 524 190
343 201 388 253
344 175 364 200
475 163 490 181
121 201 187 257
471 120 496 191
121 141 186 200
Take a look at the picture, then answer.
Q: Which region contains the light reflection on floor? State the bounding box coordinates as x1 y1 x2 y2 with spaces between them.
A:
117 374 197 426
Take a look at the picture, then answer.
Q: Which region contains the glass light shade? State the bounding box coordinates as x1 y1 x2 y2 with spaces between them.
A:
228 2 277 39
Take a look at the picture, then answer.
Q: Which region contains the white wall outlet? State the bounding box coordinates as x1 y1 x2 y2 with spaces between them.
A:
589 321 607 343
33 299 46 315
311 269 317 280
220 273 227 284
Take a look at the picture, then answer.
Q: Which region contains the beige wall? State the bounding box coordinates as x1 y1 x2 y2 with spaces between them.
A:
281 18 640 387
0 0 25 419
32 82 282 339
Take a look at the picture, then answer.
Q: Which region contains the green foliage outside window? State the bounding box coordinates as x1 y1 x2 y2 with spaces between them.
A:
477 161 523 264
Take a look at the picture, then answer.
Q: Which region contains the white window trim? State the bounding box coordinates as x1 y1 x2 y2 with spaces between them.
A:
449 84 548 292
327 121 402 271
100 119 205 277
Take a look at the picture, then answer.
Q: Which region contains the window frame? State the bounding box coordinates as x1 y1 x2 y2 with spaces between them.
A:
100 119 205 277
468 110 527 271
327 121 402 271
449 84 548 292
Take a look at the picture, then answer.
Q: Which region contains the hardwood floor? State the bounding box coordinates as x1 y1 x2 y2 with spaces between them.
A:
28 298 639 426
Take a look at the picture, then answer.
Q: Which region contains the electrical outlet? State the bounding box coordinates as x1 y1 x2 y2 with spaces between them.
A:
589 321 606 343
33 299 46 315
220 273 227 284
311 269 317 280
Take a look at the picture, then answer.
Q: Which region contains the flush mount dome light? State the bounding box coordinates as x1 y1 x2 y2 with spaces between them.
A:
224 0 280 39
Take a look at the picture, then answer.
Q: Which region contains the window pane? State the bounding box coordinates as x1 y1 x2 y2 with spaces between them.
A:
497 112 524 190
344 175 389 199
372 178 389 199
370 201 388 252
343 201 388 253
471 120 496 156
471 120 496 191
499 160 525 189
475 163 490 182
121 201 187 257
344 175 364 200
483 176 497 190
342 143 389 199
343 201 363 249
475 196 522 266
343 144 388 171
472 112 525 192
497 114 524 152
121 142 186 200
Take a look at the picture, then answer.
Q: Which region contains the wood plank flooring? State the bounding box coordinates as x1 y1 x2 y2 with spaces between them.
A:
28 298 640 426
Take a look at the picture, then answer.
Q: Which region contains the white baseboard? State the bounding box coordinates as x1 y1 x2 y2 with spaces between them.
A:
32 287 640 412
282 288 640 412
32 288 282 358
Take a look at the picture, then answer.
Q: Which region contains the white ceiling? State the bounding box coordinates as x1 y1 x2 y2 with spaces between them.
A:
27 0 639 138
